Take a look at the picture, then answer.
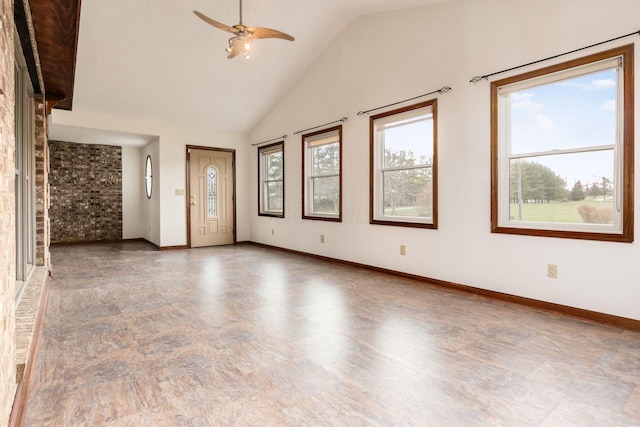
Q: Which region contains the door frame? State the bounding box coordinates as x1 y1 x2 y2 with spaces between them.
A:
186 145 237 248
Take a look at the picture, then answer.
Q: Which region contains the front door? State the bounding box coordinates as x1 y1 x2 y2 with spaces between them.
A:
189 148 235 247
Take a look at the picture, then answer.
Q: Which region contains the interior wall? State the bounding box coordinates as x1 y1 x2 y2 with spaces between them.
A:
249 0 640 321
141 139 160 245
122 145 143 239
50 110 250 247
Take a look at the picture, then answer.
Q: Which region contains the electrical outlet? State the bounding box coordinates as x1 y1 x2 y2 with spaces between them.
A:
547 264 558 279
320 234 325 244
400 245 406 256
271 229 274 235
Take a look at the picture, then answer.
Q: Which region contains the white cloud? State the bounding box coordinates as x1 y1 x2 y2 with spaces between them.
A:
591 79 616 89
534 114 556 132
600 99 616 111
511 92 544 112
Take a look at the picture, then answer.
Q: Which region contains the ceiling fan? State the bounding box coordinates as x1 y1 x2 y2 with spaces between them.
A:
194 0 295 59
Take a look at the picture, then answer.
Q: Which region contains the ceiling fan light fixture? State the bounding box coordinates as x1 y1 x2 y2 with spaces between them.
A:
194 0 294 60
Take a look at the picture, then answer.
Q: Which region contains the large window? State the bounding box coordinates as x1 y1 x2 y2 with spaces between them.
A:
302 126 342 221
370 100 437 228
258 141 284 217
491 44 633 242
14 35 36 303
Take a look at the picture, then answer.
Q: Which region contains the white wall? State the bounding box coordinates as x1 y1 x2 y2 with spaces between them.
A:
122 145 143 239
50 110 250 247
141 139 160 245
249 0 640 320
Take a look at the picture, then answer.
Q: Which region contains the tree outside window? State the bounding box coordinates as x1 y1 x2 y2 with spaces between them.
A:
370 99 438 228
491 44 633 242
258 142 284 217
302 126 342 221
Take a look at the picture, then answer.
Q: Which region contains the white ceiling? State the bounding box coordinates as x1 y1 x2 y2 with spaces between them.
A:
68 0 455 137
49 124 158 147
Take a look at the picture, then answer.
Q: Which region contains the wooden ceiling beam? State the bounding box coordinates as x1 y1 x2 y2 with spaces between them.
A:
28 0 81 111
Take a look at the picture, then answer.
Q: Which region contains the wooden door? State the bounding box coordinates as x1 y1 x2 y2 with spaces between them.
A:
189 148 234 247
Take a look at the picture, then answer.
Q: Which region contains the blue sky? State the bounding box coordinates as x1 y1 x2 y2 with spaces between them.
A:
510 68 617 189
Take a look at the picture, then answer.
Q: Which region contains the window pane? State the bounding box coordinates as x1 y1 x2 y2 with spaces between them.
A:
383 115 433 167
266 151 283 180
383 168 432 218
510 68 617 155
311 143 339 175
311 176 339 214
144 155 152 198
207 167 217 217
265 181 283 212
509 150 614 224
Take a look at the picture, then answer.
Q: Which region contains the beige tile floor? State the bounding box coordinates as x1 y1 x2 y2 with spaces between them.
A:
23 242 640 426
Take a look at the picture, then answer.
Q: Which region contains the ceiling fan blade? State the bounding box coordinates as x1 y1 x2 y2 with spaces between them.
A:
193 11 237 34
248 27 295 41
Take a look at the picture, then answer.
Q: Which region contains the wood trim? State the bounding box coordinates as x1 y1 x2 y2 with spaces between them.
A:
9 275 52 427
185 145 237 248
257 141 285 218
186 147 192 248
490 44 634 243
28 0 81 110
369 99 439 229
51 239 126 246
159 245 189 251
301 125 343 222
14 0 42 94
246 241 640 332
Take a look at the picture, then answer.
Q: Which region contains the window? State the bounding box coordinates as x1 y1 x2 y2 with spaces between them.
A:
370 100 437 228
207 166 217 217
258 141 284 217
491 44 633 242
14 34 36 300
144 155 152 198
302 126 342 221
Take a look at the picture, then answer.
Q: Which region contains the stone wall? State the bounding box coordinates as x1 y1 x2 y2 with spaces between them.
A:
49 141 123 243
0 0 17 425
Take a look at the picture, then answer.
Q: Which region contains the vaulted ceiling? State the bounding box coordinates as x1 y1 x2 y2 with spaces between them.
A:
30 0 456 134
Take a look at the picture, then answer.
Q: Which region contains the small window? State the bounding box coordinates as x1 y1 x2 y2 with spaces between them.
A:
207 166 217 217
144 155 153 199
370 100 437 228
491 44 633 242
258 141 284 217
302 126 342 221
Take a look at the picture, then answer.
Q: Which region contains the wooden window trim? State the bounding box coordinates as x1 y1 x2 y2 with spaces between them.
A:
301 125 343 222
369 99 438 229
491 44 634 243
258 141 285 218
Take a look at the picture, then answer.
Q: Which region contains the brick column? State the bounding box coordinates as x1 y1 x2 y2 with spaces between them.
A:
34 95 49 268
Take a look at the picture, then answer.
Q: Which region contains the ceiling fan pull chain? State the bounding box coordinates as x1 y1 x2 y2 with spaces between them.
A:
239 0 243 25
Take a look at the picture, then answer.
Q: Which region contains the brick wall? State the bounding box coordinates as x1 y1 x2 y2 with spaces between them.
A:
0 0 17 425
49 141 123 243
34 95 49 266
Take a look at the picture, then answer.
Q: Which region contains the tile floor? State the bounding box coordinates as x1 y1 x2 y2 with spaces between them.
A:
23 242 640 426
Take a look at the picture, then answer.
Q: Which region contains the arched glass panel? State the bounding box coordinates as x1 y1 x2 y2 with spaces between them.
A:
144 155 153 199
207 166 217 217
